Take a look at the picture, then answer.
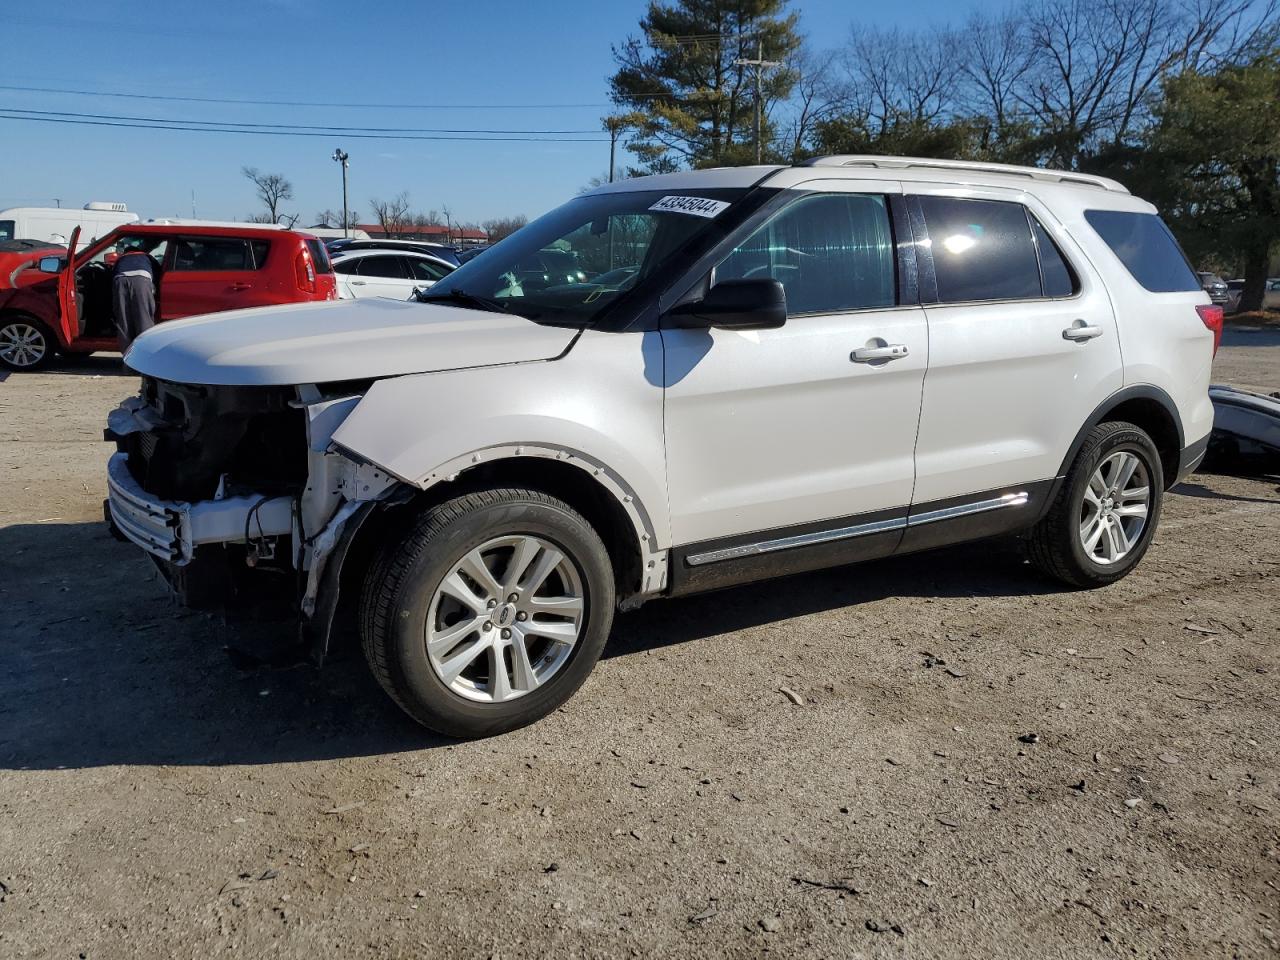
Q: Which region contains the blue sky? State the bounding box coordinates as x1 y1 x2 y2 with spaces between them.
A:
0 0 986 226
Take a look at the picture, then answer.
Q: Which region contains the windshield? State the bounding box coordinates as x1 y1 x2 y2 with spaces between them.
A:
421 188 746 325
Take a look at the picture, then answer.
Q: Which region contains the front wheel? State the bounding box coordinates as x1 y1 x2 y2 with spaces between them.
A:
0 316 55 371
1027 421 1164 587
359 488 615 737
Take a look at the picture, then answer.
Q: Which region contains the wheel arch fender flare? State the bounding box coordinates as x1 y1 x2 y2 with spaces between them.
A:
1055 384 1185 488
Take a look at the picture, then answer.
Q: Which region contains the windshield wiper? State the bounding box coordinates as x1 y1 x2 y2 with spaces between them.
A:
418 288 518 315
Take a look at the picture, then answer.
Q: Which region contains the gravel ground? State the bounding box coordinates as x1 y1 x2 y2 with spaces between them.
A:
1 337 1277 960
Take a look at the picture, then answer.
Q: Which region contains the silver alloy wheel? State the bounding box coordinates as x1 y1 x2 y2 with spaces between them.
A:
0 321 47 368
1079 450 1151 565
425 534 586 703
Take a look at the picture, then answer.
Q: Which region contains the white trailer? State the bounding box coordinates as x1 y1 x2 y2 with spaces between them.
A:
0 202 140 251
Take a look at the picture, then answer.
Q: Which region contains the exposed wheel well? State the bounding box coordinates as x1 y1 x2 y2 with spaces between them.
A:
1097 396 1181 488
336 457 645 644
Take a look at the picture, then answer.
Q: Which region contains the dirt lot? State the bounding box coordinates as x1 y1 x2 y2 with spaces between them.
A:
1 336 1277 960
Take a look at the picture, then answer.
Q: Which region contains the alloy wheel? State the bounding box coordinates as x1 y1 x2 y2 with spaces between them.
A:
425 535 586 703
0 322 47 368
1079 450 1150 565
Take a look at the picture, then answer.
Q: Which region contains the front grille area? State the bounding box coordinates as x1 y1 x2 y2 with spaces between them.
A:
120 377 308 501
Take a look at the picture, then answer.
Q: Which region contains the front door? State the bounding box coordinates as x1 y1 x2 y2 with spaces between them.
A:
662 185 927 559
56 226 81 344
349 253 418 299
907 189 1123 506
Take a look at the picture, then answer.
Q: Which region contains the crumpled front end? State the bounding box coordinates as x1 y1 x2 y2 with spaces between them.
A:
104 375 400 653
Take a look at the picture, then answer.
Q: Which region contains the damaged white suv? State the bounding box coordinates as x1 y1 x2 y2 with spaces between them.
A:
106 156 1220 737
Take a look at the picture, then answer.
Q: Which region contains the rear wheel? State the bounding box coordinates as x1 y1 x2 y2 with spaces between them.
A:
360 488 615 737
1027 421 1163 587
0 316 55 371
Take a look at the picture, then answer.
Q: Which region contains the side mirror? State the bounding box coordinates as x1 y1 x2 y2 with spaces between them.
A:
667 278 786 330
38 256 65 274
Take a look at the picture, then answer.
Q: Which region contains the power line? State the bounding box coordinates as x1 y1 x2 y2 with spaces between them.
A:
5 107 603 136
0 82 671 109
0 112 609 142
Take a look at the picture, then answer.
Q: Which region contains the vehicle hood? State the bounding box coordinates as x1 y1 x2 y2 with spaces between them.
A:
124 298 578 386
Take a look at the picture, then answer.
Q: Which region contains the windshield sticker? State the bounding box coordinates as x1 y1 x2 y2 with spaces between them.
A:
648 196 731 218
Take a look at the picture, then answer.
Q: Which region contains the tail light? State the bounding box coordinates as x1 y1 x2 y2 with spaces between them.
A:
1196 304 1224 356
294 248 317 294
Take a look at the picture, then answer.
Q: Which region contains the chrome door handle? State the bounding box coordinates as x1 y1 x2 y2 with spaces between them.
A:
851 343 910 362
1062 323 1103 341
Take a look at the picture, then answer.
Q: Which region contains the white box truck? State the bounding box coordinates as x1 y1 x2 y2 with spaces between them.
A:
0 202 140 251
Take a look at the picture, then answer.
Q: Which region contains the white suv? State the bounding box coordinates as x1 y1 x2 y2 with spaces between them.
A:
105 156 1222 737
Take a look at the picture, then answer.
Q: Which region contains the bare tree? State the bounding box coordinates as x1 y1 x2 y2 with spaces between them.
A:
780 46 844 159
241 167 294 223
315 208 361 229
368 192 411 236
481 215 528 243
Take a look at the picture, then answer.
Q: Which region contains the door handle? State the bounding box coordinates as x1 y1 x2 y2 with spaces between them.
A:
851 343 910 362
349 280 367 286
229 282 251 291
1062 322 1103 341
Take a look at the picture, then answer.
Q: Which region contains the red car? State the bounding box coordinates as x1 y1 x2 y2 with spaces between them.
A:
0 223 337 370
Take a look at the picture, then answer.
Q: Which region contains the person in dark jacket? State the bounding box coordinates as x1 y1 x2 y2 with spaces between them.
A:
112 240 158 351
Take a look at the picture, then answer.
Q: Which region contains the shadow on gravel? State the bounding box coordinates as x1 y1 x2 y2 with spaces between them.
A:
1175 479 1280 503
42 354 135 377
608 538 1055 660
0 518 1056 771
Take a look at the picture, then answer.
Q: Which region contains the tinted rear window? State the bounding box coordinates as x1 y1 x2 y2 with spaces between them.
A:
919 196 1041 303
306 238 333 274
1084 210 1200 293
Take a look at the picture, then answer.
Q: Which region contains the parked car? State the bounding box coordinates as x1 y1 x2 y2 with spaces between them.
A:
332 249 454 300
0 223 336 370
326 238 461 267
455 245 490 264
1196 271 1228 304
1265 278 1280 310
1225 278 1244 312
104 155 1219 737
0 238 63 286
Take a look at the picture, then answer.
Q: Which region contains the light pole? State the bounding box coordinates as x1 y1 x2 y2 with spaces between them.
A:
331 148 350 237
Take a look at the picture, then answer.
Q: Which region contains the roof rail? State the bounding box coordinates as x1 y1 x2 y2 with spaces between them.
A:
798 155 1130 194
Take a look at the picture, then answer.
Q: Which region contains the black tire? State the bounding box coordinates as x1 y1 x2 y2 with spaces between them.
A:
359 488 615 738
1028 421 1164 587
0 315 56 371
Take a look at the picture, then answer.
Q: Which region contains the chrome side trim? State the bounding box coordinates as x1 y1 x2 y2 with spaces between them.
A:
685 516 907 567
683 491 1031 567
906 492 1029 527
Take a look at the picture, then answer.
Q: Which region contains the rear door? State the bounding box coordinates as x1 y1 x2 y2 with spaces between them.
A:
908 189 1122 511
350 253 417 299
161 236 266 319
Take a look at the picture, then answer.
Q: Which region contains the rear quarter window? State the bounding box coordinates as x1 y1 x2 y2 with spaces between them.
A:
305 238 333 274
1083 210 1200 293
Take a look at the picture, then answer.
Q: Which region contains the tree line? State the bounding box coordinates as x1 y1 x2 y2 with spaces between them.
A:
242 169 527 245
609 0 1280 309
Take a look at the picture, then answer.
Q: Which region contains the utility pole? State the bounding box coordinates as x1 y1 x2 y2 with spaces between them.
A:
603 116 627 183
331 148 350 237
734 39 779 164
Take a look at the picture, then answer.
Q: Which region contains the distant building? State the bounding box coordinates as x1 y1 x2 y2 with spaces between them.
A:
357 223 488 247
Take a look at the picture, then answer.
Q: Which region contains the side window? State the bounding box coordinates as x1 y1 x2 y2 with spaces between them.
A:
171 238 255 272
1083 210 1200 293
409 258 449 282
918 196 1041 303
250 240 270 269
1030 217 1079 298
715 193 896 315
357 255 408 279
332 258 358 275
